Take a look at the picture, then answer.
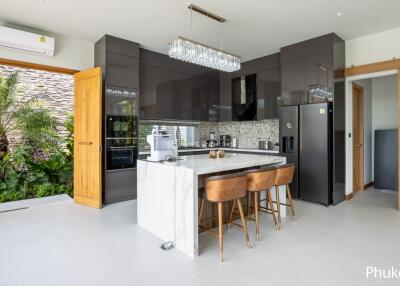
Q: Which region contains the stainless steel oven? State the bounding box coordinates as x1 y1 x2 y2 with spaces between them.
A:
106 145 137 170
105 86 138 172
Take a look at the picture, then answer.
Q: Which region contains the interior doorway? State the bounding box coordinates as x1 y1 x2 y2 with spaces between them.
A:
346 69 399 209
352 83 364 192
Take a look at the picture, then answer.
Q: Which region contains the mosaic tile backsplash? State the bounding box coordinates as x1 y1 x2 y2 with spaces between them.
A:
198 119 279 149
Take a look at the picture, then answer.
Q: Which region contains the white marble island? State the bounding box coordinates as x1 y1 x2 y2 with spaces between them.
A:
137 153 286 258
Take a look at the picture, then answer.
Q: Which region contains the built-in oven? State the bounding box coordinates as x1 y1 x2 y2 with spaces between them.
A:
106 145 137 170
105 86 138 172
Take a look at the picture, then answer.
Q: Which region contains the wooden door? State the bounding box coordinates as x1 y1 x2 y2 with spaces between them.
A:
73 67 102 208
352 84 364 192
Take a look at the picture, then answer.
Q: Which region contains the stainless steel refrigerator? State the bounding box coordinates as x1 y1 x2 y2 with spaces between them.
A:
279 103 333 205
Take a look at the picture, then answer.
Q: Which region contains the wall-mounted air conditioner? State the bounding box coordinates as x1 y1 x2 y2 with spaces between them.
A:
0 26 55 57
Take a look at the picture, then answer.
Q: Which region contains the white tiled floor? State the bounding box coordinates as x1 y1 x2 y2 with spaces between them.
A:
1 188 400 286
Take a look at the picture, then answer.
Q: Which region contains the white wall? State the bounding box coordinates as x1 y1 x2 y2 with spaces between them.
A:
0 26 94 71
371 75 398 178
372 75 398 130
346 26 400 67
354 78 372 185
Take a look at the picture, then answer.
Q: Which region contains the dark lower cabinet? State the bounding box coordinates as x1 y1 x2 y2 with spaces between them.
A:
104 169 137 204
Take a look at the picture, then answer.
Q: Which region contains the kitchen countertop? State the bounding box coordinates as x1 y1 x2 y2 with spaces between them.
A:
138 147 279 155
142 153 285 175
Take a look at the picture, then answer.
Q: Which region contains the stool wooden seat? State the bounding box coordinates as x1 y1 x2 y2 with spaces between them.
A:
198 172 251 261
274 164 296 224
228 167 279 240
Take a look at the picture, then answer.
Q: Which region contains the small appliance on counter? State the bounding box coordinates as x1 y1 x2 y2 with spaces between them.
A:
258 139 274 150
207 131 218 148
220 135 231 147
231 137 238 148
146 130 174 162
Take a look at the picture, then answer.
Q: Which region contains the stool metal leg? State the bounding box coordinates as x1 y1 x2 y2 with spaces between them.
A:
247 192 252 217
254 192 260 240
275 186 281 225
236 199 251 249
267 189 280 231
227 199 236 230
286 184 296 221
218 202 224 261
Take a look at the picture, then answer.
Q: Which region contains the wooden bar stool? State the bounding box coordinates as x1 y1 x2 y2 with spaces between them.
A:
198 172 251 261
228 167 279 240
274 164 296 224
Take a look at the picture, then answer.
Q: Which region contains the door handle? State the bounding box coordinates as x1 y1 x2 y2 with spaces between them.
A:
355 144 362 147
78 141 92 145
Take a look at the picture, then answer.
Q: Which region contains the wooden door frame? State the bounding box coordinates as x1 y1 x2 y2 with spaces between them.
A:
352 83 365 192
0 57 79 75
345 60 400 209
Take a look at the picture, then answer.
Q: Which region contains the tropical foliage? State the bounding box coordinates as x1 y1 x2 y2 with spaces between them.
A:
0 72 73 203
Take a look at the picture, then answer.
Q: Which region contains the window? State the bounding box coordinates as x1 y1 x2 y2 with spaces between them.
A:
139 123 197 150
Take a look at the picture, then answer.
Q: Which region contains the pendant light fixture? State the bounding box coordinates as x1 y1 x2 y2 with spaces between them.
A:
168 4 241 73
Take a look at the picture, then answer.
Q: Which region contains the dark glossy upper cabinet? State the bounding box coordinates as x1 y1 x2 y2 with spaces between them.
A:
139 49 219 121
280 33 341 106
220 52 280 121
95 35 139 90
257 67 280 119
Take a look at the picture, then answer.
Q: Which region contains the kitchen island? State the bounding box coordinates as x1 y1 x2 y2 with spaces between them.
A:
137 153 286 258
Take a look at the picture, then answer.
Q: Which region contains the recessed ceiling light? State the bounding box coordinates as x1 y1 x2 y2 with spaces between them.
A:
36 0 44 3
337 12 343 17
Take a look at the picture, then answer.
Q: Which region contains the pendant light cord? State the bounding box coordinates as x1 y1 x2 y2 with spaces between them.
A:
220 21 223 50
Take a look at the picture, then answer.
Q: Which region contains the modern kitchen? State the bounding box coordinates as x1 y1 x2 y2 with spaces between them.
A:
79 5 347 260
1 1 400 285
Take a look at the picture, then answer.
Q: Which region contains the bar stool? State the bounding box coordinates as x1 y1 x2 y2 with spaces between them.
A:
228 167 279 240
198 172 251 261
274 164 296 224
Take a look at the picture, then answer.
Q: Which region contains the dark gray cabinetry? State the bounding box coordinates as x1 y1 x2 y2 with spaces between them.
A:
96 35 139 89
139 49 219 121
280 33 337 106
280 58 305 106
219 52 280 121
94 35 139 204
106 53 139 89
257 68 280 120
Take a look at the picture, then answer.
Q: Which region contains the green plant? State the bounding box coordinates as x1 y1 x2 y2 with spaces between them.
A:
0 72 74 202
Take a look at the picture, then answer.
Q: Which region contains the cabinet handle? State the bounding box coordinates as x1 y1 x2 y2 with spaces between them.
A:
78 141 92 145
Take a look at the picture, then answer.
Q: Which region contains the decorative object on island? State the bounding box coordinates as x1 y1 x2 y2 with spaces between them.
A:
208 150 217 158
168 4 240 72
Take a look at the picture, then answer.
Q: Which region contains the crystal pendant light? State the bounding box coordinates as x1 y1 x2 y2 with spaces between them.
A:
168 4 241 73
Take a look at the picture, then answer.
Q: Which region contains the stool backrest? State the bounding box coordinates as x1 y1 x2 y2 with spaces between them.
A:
206 173 247 202
246 168 277 192
275 164 295 185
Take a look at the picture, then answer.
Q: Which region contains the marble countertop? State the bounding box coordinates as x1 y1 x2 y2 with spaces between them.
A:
139 147 279 155
139 153 285 175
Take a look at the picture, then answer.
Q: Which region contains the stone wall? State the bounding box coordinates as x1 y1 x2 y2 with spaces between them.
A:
0 65 74 144
198 119 279 149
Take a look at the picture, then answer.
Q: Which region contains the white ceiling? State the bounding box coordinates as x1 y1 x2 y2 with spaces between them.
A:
1 0 400 62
